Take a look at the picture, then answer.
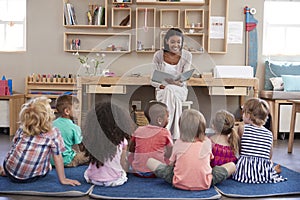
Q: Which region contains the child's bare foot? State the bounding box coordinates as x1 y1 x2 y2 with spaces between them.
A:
274 164 282 174
0 166 6 177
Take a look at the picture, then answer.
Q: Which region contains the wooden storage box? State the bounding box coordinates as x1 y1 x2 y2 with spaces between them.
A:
209 86 249 96
87 85 126 94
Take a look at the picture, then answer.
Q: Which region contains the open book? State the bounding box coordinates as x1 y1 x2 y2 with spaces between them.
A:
151 69 195 83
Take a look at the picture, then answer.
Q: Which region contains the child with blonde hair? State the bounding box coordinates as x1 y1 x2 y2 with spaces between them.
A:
232 98 286 183
0 97 80 185
83 102 136 187
129 101 173 178
147 109 236 190
210 110 240 167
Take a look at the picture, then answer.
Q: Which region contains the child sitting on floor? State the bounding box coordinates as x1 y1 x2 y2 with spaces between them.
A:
210 110 240 167
0 97 80 186
232 98 286 183
83 101 135 187
128 101 173 178
147 109 236 190
52 95 89 167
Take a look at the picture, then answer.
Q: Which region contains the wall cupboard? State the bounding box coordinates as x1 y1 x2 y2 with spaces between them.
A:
63 0 229 54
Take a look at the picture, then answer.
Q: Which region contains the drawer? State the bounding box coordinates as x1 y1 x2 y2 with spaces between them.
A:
87 85 126 94
209 86 249 96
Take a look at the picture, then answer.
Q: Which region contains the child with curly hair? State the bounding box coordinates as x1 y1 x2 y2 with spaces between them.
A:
210 110 240 167
232 98 286 183
0 97 80 186
83 101 136 187
147 109 236 190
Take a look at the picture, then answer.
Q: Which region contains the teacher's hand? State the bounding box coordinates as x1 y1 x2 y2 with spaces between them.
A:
165 78 183 86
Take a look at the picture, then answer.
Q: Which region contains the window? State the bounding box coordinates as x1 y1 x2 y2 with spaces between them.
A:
0 0 26 52
263 0 300 56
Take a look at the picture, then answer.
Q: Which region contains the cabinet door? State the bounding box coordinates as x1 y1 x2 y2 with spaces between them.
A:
0 101 9 127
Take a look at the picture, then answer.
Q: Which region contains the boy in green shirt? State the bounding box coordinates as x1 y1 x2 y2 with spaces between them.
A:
52 95 89 167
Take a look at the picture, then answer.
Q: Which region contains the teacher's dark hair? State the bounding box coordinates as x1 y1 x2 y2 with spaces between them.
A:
163 28 184 52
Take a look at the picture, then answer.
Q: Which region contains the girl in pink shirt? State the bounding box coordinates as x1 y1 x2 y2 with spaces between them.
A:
147 109 236 190
83 102 136 187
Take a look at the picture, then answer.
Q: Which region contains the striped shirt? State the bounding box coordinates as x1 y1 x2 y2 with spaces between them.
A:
240 124 273 159
232 124 286 183
4 127 65 180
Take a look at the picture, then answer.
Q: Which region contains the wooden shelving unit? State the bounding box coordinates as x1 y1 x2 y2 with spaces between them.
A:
64 32 131 53
63 0 108 28
207 0 229 54
136 7 156 53
160 31 205 54
184 9 204 30
160 9 180 29
111 7 132 28
25 76 77 99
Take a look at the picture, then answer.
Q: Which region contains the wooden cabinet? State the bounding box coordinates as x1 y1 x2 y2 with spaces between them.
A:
0 94 25 136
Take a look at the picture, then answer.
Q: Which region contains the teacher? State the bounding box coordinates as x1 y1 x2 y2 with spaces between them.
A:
151 28 192 140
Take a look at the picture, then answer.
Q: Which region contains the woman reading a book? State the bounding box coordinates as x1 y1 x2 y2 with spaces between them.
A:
151 28 192 140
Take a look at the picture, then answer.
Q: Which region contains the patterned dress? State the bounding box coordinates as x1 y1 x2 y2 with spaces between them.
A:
210 142 237 167
232 124 286 183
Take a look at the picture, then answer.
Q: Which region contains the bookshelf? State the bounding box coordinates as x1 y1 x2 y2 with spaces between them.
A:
63 0 108 28
64 32 131 53
62 0 226 54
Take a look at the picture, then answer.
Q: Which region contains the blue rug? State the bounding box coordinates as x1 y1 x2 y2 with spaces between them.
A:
90 173 221 199
0 165 93 197
215 165 300 198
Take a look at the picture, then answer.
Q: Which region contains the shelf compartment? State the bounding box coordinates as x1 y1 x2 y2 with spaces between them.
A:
112 7 131 28
184 9 204 29
63 0 108 27
160 9 180 29
207 0 229 54
112 0 132 4
136 0 205 5
160 31 205 54
136 7 156 53
64 32 131 53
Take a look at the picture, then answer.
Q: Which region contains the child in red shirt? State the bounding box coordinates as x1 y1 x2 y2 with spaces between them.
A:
129 101 173 178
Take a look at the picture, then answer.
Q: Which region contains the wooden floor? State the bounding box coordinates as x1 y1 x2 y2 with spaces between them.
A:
0 133 300 200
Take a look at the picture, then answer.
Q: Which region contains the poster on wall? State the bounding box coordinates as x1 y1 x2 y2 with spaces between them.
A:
209 16 225 39
228 21 243 44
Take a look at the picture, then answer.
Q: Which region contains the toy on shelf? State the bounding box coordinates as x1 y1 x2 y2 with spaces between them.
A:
27 74 77 84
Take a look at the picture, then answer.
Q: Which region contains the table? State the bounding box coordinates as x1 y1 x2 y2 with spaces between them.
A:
0 94 25 136
76 76 259 127
288 100 300 153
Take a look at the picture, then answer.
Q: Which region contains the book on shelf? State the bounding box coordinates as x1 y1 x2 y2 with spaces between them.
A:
151 69 195 84
94 6 105 25
65 3 77 25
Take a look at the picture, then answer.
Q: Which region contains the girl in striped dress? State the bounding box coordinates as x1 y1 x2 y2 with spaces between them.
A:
232 98 286 183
